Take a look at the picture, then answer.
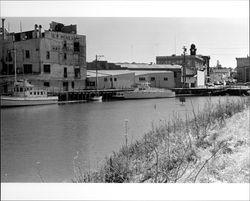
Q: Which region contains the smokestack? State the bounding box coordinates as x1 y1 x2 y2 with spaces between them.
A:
34 24 38 38
38 25 42 38
2 18 5 40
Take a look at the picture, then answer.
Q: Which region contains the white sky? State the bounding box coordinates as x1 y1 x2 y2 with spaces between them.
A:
1 1 249 68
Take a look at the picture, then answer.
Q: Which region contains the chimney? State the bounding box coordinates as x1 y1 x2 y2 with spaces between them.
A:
34 24 38 38
38 25 42 38
2 18 5 40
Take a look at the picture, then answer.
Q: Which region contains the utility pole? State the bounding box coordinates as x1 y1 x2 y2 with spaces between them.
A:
182 46 187 88
95 55 104 91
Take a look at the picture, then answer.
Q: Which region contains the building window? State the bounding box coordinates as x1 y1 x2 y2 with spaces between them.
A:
74 42 80 52
104 78 108 82
139 77 146 81
114 78 117 82
7 51 12 61
110 78 112 82
64 67 67 78
23 64 32 74
74 68 80 78
71 81 75 89
46 51 50 59
64 53 67 60
34 92 36 95
174 72 177 78
63 41 67 49
44 82 50 87
151 77 155 81
43 64 51 73
25 50 30 59
164 77 168 81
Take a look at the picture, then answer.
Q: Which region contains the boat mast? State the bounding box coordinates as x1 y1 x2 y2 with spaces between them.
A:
95 55 98 92
13 41 17 83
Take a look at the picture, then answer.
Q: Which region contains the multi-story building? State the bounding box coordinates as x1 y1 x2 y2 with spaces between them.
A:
0 20 86 92
156 44 210 87
236 56 250 83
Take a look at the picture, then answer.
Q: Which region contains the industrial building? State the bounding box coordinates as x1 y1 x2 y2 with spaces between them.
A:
236 56 250 83
118 63 182 88
156 44 210 87
0 20 87 93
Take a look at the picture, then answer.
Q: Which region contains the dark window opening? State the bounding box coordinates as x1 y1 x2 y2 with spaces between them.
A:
164 77 168 81
104 78 108 82
174 72 177 78
114 78 117 82
25 50 30 59
110 78 112 82
63 81 69 91
71 81 75 89
151 77 155 81
64 53 67 60
46 51 50 59
44 82 50 87
7 51 12 61
74 68 80 78
64 67 67 78
139 77 146 81
74 42 80 52
63 41 67 49
23 64 32 74
43 64 51 73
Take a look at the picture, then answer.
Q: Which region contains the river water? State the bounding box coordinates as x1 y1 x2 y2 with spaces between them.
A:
1 96 241 182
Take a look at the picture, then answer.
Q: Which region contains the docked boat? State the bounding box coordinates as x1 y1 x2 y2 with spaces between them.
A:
89 95 102 101
1 80 58 107
113 82 175 99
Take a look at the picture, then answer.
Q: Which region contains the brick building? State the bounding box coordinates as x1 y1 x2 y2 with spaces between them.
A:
0 20 86 93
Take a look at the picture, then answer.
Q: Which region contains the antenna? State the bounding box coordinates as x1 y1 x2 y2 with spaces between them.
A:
20 21 22 32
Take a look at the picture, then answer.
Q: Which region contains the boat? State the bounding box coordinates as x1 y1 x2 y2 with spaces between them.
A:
89 95 102 101
1 80 58 107
114 82 176 99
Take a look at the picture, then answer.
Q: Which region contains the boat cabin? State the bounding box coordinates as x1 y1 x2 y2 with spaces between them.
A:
12 80 48 97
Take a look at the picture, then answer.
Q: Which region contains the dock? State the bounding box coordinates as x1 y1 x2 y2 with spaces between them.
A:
49 88 134 102
173 86 250 97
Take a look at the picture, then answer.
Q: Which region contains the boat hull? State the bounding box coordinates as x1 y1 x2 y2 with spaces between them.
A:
1 96 58 107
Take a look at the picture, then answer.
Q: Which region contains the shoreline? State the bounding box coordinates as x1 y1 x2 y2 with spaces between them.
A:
74 97 249 183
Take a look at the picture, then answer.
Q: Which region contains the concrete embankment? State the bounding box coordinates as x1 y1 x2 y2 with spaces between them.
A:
73 97 249 183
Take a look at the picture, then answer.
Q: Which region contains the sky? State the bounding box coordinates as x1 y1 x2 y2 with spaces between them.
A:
1 2 249 68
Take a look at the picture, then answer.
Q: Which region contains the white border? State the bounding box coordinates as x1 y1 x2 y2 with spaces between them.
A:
1 183 250 200
0 0 249 18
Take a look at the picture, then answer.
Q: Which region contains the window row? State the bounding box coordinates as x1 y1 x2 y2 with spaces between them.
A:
104 77 117 82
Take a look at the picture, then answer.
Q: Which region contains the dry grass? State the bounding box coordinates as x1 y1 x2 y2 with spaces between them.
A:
73 97 249 183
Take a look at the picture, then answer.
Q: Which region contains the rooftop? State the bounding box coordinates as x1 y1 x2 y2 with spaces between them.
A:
117 63 182 69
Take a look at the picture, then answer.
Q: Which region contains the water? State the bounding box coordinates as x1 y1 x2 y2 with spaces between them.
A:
1 96 241 182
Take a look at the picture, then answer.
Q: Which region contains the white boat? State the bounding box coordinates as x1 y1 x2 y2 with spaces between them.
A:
89 95 102 101
120 82 175 99
1 80 58 107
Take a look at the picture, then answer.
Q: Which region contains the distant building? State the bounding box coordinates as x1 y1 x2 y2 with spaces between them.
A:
87 60 122 70
156 44 210 86
86 70 135 90
236 56 250 83
209 67 232 84
0 20 86 93
118 63 182 88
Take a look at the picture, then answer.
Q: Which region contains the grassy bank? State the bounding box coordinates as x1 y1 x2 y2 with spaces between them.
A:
73 97 249 183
